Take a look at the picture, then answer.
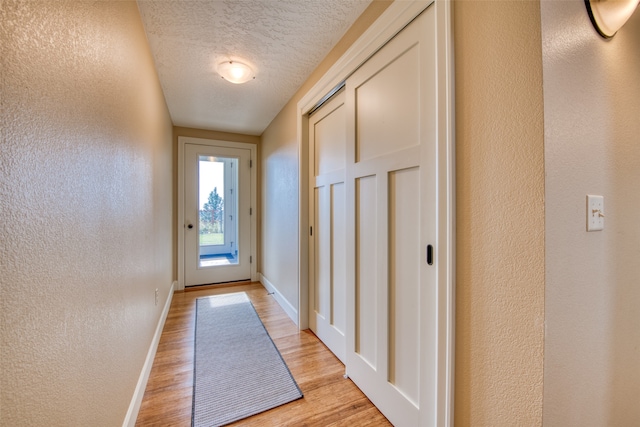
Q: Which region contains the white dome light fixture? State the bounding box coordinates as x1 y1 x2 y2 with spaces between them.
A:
585 0 639 38
217 60 255 84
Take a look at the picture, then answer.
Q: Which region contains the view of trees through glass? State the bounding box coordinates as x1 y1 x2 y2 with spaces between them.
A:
198 158 225 246
200 187 224 245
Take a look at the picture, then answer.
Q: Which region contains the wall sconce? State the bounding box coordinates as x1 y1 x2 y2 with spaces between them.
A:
217 61 255 84
585 0 639 38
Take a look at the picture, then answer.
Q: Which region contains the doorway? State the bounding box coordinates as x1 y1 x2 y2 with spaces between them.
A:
178 137 257 289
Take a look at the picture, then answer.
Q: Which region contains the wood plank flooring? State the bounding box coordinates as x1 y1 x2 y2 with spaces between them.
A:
135 282 391 426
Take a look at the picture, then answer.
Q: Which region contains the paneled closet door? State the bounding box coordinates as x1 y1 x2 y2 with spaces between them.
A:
308 90 347 363
344 5 438 426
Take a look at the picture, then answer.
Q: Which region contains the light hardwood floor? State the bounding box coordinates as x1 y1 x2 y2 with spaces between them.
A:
135 282 391 426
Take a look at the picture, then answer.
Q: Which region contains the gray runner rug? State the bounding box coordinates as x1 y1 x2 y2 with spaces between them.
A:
192 292 303 426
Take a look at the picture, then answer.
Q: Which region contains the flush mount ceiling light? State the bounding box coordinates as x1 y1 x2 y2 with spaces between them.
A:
585 0 639 38
217 60 255 84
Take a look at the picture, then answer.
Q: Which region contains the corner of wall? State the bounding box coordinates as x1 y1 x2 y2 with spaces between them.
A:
259 273 299 325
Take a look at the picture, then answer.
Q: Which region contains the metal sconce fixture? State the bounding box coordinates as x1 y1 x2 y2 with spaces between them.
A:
585 0 639 38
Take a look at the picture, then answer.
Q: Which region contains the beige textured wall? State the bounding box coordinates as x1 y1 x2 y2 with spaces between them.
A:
454 1 546 425
260 1 392 306
0 1 173 425
541 3 640 426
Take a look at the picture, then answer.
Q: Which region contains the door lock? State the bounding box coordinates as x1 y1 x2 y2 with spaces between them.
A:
187 224 194 229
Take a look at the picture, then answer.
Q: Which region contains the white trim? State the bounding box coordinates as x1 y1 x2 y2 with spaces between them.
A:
177 137 258 290
434 1 456 425
297 113 310 330
298 0 431 115
296 1 455 425
178 139 185 291
259 273 299 325
122 280 176 427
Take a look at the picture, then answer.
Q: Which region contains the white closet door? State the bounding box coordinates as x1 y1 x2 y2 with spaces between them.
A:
308 90 347 362
345 5 438 426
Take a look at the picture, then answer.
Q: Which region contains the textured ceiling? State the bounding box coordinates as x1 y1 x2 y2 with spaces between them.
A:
137 0 371 135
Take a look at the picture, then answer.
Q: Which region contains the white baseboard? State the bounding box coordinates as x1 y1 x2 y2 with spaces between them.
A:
122 280 176 427
259 273 298 326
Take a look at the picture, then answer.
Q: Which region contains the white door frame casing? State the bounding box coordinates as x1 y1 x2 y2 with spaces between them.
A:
177 136 258 290
296 1 455 425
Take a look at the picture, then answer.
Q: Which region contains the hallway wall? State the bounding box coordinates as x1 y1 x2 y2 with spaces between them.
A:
454 1 546 425
0 1 174 425
541 3 640 425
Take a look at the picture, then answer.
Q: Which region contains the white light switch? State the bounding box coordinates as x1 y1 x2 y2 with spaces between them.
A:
587 195 604 231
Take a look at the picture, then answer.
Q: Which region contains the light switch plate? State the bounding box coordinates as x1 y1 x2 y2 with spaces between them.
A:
587 195 604 231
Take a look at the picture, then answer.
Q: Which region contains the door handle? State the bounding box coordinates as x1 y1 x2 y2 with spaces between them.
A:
187 224 194 229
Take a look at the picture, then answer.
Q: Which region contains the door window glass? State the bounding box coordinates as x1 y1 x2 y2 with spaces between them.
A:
198 155 238 266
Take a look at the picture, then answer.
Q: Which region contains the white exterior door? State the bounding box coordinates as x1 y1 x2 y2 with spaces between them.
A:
184 143 252 286
308 90 347 363
344 6 439 426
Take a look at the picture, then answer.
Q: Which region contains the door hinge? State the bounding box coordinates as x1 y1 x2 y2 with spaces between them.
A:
250 256 253 264
250 207 252 215
250 159 253 168
310 226 313 236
